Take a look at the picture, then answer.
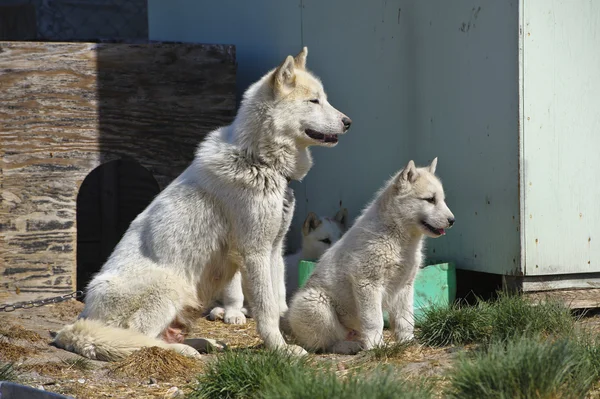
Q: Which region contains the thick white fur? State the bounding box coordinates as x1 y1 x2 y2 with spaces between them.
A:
53 47 351 360
287 158 455 354
208 208 348 324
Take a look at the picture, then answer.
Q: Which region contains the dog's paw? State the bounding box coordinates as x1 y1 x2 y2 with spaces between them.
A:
241 306 252 318
170 343 202 359
224 309 247 325
207 306 225 321
282 344 308 356
184 338 227 354
395 331 415 343
331 341 363 355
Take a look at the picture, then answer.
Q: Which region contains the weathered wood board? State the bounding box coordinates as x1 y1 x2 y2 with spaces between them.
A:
0 42 236 303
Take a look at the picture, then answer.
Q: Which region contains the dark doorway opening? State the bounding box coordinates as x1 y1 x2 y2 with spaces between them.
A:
76 159 160 296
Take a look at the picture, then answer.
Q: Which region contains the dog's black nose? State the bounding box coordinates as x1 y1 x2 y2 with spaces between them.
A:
342 117 352 131
448 217 455 227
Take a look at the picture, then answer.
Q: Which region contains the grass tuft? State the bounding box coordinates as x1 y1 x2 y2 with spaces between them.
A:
365 340 413 361
416 293 575 347
189 349 433 399
190 349 309 399
60 356 93 372
446 335 596 399
261 367 433 399
0 362 17 382
416 300 491 347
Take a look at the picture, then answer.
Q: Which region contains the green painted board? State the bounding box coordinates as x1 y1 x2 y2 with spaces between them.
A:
297 260 456 328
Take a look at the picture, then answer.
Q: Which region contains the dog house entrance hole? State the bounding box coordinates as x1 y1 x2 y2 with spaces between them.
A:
76 159 160 295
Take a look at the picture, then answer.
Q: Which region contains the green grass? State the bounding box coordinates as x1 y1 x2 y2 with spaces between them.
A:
0 362 17 382
190 350 306 399
188 349 433 399
416 292 575 347
364 340 412 361
415 300 491 346
445 335 597 399
60 356 93 371
261 368 433 399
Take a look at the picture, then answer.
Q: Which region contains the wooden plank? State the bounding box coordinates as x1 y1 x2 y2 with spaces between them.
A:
524 289 600 310
0 42 236 303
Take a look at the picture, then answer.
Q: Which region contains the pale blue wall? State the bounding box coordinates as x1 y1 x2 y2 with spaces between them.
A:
149 0 520 275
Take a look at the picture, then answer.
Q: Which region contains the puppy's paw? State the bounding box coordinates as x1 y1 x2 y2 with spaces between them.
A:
331 341 363 355
283 344 308 356
184 338 227 354
170 343 202 359
207 306 225 321
224 309 247 325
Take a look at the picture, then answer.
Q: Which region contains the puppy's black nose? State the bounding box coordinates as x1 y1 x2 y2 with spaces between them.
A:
342 117 352 131
448 217 455 227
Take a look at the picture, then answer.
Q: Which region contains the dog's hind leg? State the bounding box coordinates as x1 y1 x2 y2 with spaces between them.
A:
287 288 357 354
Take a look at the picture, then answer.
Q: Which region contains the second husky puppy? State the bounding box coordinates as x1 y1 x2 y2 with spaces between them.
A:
287 158 454 354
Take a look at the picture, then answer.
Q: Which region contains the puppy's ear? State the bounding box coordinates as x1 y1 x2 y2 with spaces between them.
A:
397 160 418 186
429 157 438 174
294 47 308 70
273 55 297 97
302 212 322 236
334 208 348 230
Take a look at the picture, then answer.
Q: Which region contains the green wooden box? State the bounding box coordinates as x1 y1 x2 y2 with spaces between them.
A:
297 260 456 328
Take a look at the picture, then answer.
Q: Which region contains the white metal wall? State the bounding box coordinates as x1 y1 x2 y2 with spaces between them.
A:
522 0 600 276
148 0 521 275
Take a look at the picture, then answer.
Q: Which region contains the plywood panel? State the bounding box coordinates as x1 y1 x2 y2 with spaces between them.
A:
523 0 600 275
0 42 236 303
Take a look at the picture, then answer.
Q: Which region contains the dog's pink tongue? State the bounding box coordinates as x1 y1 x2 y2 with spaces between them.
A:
438 228 446 235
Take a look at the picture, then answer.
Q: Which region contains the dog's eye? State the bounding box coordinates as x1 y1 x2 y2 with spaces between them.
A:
424 197 436 204
320 238 332 245
309 99 320 104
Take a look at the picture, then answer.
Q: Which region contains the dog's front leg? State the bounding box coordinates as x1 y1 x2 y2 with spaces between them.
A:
388 282 415 342
220 271 247 325
355 283 385 350
271 245 288 316
271 187 295 316
242 252 306 355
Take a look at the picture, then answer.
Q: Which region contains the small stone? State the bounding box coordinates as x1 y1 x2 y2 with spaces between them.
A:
148 377 158 385
165 386 183 398
37 385 45 391
77 379 86 384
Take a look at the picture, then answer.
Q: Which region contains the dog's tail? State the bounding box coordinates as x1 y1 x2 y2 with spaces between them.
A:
53 319 199 361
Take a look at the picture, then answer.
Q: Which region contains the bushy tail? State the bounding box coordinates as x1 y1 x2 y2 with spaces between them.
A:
53 319 200 361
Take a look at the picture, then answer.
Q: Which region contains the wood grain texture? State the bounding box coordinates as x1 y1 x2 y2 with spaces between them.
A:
0 42 236 303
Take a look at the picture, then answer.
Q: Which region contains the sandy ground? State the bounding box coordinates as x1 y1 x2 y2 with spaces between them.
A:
2 299 599 398
0 299 459 399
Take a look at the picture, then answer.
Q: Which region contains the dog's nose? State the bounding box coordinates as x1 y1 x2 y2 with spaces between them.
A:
342 117 352 131
448 217 455 227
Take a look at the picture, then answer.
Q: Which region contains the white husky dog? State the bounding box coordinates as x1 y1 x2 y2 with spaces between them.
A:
53 47 352 360
208 208 348 324
287 158 454 354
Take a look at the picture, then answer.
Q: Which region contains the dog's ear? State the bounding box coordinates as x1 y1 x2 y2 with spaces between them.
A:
294 47 308 70
302 212 322 236
429 157 438 174
398 160 418 185
274 55 297 96
334 208 348 230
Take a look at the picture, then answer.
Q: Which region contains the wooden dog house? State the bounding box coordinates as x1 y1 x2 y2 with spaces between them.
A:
0 41 236 303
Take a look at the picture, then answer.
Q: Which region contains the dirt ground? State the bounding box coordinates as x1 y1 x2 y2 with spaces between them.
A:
1 299 599 399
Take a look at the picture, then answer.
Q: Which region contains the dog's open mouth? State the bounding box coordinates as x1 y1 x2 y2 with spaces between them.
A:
305 129 339 144
422 221 445 236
